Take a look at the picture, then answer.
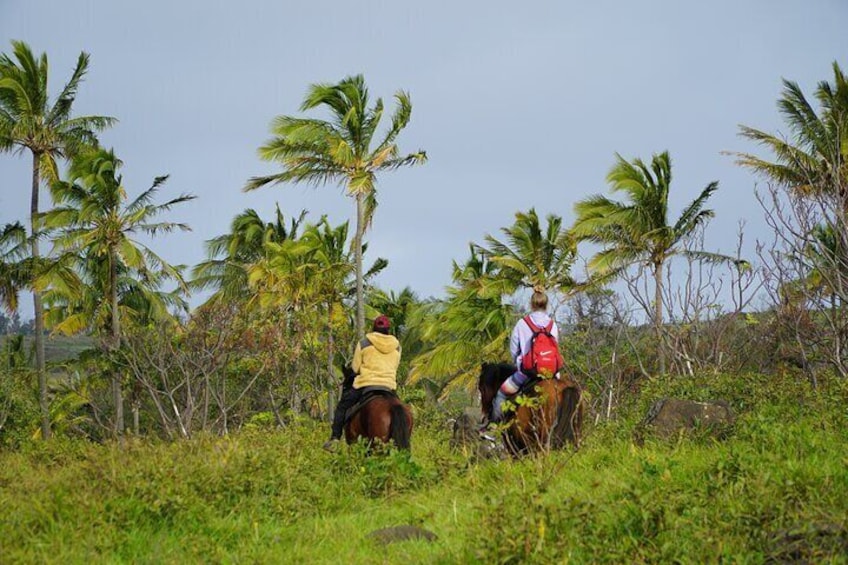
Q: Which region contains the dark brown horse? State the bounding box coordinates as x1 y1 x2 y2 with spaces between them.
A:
342 367 413 450
479 362 583 456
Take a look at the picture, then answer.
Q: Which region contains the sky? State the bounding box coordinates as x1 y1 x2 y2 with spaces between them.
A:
1 1 846 317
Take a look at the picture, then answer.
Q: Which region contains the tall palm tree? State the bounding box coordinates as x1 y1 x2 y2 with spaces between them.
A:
43 148 194 435
0 40 115 438
192 206 306 306
478 208 578 296
572 151 724 374
734 62 847 203
244 74 426 338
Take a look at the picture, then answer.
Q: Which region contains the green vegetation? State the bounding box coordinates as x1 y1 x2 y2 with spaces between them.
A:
1 372 845 563
244 74 427 338
1 37 846 563
0 40 115 439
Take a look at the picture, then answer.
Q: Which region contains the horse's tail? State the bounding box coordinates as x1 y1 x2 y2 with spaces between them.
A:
388 403 412 450
552 382 582 450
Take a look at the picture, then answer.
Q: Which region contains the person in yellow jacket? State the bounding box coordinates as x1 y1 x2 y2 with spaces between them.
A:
323 315 401 450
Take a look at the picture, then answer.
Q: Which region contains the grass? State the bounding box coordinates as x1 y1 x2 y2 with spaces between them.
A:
1 371 846 563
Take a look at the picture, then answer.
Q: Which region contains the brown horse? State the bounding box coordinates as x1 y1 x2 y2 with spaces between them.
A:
479 362 583 456
342 367 414 450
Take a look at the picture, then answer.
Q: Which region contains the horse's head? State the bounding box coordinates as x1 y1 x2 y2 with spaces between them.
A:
478 362 516 419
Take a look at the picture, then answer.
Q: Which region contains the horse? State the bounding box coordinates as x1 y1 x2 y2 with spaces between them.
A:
341 366 414 450
478 362 583 456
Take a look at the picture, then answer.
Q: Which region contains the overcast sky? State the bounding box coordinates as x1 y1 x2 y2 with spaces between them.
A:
1 1 846 317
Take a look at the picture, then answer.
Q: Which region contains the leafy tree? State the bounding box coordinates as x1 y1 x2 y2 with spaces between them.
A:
43 148 194 435
0 40 115 438
572 151 725 374
244 74 426 338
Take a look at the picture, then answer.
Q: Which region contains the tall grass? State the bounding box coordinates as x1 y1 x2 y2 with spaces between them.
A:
1 371 846 563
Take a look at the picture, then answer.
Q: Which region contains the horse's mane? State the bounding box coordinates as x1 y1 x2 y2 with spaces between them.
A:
479 362 517 391
478 362 516 419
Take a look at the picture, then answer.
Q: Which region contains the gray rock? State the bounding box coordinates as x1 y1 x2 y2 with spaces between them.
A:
367 525 437 545
636 398 734 443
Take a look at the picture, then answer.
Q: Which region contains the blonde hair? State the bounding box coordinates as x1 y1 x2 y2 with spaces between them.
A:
530 291 548 311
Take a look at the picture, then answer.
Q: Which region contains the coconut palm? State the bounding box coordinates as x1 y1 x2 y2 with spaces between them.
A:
410 246 515 395
734 62 847 202
572 151 726 374
478 208 578 297
244 74 426 338
192 206 307 306
43 148 194 435
0 40 115 438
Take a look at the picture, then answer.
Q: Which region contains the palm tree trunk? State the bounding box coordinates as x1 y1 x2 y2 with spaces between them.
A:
326 302 336 421
110 248 123 436
654 260 665 376
30 151 50 440
354 192 365 339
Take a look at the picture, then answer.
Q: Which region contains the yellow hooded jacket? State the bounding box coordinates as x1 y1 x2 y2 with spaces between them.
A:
352 332 401 390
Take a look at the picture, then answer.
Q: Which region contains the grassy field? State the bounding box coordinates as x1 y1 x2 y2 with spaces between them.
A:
1 372 846 564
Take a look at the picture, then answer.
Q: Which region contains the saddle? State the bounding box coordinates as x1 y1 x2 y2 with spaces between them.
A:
344 386 398 424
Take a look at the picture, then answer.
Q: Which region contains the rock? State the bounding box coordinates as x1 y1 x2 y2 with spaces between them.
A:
450 407 483 450
367 525 437 545
449 408 506 460
636 398 734 443
766 522 848 563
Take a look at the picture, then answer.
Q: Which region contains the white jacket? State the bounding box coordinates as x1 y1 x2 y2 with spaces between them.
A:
509 311 559 367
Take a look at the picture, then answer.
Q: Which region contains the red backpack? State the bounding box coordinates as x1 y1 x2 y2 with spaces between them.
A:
520 315 563 377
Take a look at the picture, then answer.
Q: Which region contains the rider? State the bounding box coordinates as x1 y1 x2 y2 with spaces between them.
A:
323 314 402 451
490 290 560 423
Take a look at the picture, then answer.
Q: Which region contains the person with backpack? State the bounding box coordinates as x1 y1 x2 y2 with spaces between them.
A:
323 314 402 451
490 290 562 423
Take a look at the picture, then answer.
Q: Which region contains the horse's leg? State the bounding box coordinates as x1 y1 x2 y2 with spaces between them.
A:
344 414 359 445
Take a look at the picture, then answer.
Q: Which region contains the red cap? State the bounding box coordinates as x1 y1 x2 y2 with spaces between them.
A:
373 315 391 330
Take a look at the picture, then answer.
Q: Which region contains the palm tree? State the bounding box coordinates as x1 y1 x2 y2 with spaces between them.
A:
0 40 115 438
43 148 194 435
572 151 725 374
192 206 306 306
0 223 27 314
733 64 848 378
410 246 515 395
478 208 578 297
298 218 358 415
734 62 847 203
244 74 426 338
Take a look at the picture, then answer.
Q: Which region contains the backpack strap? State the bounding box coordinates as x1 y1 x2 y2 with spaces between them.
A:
523 315 540 333
523 315 553 334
